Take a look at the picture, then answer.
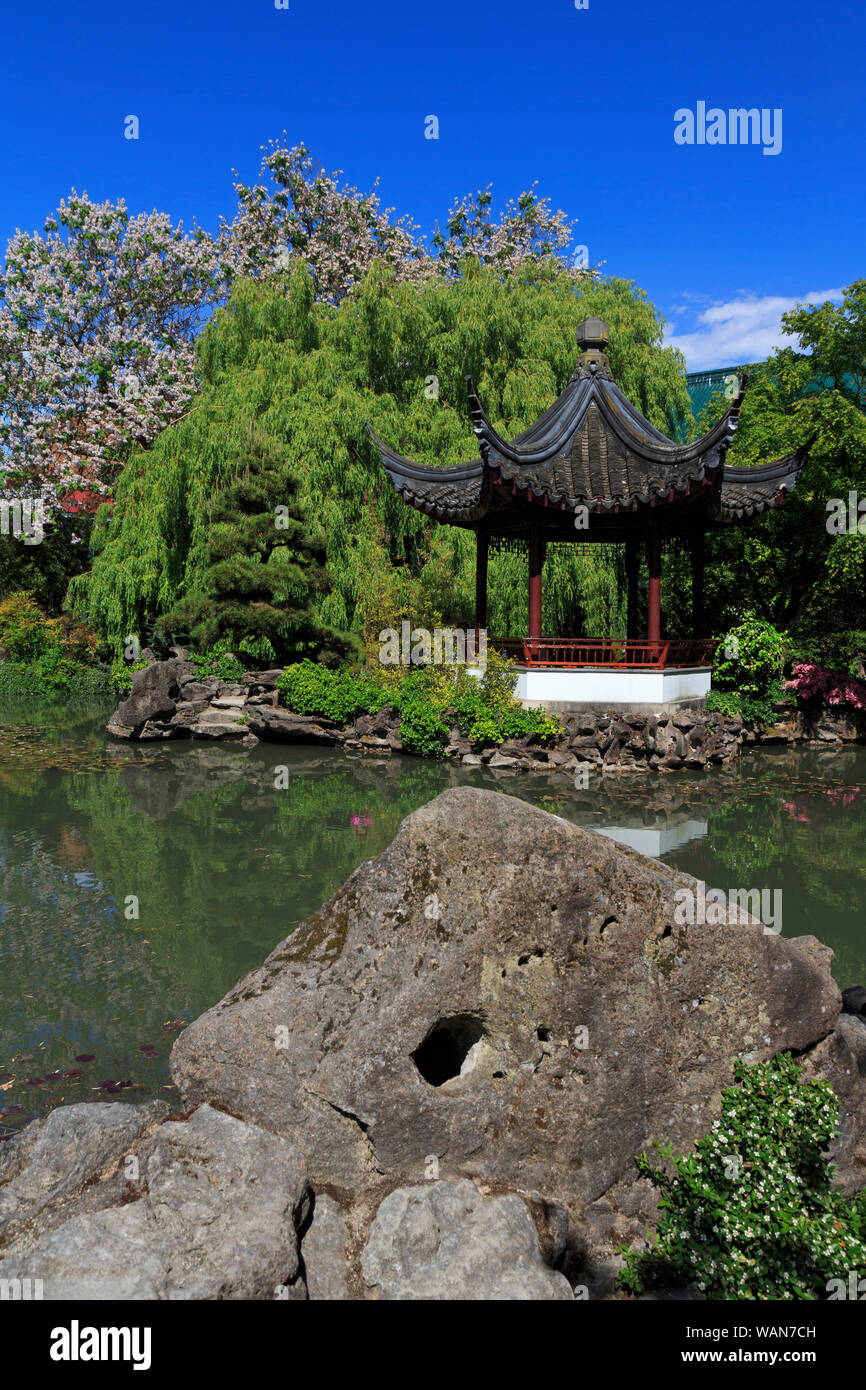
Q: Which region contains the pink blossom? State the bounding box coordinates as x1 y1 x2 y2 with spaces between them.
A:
784 662 866 711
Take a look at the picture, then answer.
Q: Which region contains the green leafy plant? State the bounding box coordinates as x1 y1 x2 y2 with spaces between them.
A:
711 613 787 721
0 591 56 660
0 591 109 698
191 649 248 685
277 652 560 756
618 1053 866 1300
705 687 785 724
278 660 390 723
109 656 148 696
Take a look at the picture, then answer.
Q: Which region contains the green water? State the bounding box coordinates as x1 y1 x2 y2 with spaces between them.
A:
1 699 864 1138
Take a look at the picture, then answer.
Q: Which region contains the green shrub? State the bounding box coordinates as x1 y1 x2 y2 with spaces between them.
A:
0 660 113 700
788 630 866 680
109 656 148 696
192 649 247 684
713 614 786 699
278 660 389 723
0 591 107 698
277 653 561 756
391 678 449 755
705 686 786 725
618 1054 866 1300
0 591 57 660
710 613 788 722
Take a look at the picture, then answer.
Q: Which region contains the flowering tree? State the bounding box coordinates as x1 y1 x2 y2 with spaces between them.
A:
430 185 579 280
1 143 593 519
224 139 591 305
0 194 227 502
785 661 866 710
224 141 432 304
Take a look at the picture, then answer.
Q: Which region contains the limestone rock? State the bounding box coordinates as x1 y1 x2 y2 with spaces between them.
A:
360 1180 573 1300
0 1105 309 1300
303 1194 352 1300
113 659 196 730
170 786 842 1274
0 1101 167 1255
246 708 343 744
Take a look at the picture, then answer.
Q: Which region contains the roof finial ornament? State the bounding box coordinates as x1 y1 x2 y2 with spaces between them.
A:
575 317 613 380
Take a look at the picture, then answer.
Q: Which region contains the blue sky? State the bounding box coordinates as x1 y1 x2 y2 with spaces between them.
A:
1 0 863 369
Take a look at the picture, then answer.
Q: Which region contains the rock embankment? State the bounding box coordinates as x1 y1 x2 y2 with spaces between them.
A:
4 788 864 1299
107 658 866 773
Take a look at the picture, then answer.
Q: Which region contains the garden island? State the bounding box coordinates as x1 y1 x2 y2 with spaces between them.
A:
0 141 865 1305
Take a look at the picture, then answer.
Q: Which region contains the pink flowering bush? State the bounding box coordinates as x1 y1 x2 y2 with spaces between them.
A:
785 661 866 710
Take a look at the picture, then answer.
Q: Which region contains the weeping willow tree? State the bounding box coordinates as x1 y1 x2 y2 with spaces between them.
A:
68 258 693 651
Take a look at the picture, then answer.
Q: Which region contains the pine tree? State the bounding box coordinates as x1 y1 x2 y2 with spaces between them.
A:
161 425 354 666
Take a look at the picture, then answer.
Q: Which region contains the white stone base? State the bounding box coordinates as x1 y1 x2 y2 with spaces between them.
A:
509 665 713 710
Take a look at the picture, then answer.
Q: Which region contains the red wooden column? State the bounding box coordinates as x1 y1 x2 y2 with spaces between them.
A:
625 538 640 640
646 524 662 646
691 530 705 636
474 531 488 643
528 526 544 655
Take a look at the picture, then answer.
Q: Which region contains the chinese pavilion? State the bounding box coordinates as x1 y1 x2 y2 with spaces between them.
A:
370 319 807 708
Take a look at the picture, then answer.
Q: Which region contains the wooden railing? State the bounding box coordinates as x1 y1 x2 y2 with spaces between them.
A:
490 637 718 670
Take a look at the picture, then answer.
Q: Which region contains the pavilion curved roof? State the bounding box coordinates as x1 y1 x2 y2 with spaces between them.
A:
369 324 808 534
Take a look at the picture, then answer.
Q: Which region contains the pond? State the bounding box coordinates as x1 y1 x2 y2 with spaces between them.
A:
1 698 864 1137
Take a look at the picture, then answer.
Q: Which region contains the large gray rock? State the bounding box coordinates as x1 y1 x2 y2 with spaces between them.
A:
800 1011 866 1197
0 1105 309 1299
246 708 344 744
0 1101 167 1254
361 1180 573 1300
112 658 196 732
170 786 845 1276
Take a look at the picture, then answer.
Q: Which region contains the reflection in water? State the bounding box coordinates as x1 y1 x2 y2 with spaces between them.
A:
0 700 864 1137
594 817 708 858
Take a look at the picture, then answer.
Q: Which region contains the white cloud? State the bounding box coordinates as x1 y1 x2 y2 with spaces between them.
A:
665 289 844 371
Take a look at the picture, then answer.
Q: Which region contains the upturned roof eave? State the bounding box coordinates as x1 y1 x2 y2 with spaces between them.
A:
464 371 749 471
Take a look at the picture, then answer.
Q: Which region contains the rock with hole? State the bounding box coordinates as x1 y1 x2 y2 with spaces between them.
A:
170 786 848 1283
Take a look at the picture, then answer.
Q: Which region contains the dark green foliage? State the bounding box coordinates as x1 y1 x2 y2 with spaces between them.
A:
0 660 113 700
704 688 783 724
190 649 248 684
277 654 560 756
787 626 866 679
0 513 93 615
277 661 390 722
618 1054 866 1300
70 263 692 648
706 613 788 721
159 425 355 666
690 282 866 642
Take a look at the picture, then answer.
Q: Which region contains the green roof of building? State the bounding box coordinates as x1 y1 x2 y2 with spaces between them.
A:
680 364 864 441
686 367 750 421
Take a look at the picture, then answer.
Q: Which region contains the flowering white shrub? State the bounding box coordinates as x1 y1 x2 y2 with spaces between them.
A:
618 1053 866 1299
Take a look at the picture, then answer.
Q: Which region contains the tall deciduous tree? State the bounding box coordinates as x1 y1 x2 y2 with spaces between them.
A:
70 260 692 650
677 281 866 660
0 194 227 502
0 140 592 529
224 139 589 305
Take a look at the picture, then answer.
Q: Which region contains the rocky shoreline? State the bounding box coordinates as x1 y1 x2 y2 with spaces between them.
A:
107 657 866 774
1 787 864 1300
